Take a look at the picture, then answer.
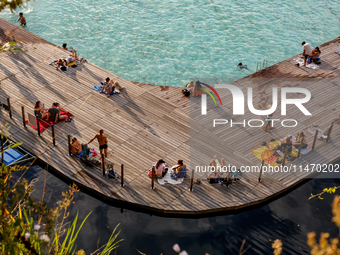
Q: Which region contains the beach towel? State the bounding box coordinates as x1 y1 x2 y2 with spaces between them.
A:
303 124 325 139
93 84 120 95
25 111 73 133
336 50 340 55
157 170 184 185
293 57 319 70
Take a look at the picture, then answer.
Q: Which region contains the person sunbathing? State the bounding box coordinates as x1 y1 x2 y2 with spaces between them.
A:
293 131 308 149
34 101 48 120
71 137 82 155
100 77 114 97
48 102 69 123
170 160 187 179
109 79 124 90
55 59 66 70
154 159 167 178
66 49 83 64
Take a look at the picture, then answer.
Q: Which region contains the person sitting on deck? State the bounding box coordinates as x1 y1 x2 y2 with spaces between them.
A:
100 77 124 97
33 101 48 120
154 159 167 178
191 80 205 97
310 47 321 64
272 136 293 156
71 137 82 155
48 102 69 123
66 49 83 65
62 43 68 51
293 131 308 149
170 160 187 179
56 59 67 70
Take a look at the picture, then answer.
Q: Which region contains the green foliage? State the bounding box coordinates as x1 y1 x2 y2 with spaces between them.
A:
0 42 24 53
0 0 32 12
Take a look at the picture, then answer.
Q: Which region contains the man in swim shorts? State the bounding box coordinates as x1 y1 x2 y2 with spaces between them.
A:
87 129 108 158
16 13 26 27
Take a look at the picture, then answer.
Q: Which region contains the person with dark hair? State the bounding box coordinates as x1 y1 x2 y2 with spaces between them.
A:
100 77 124 97
170 160 187 179
191 80 205 97
237 62 250 71
62 43 68 50
301 41 312 66
66 49 83 65
311 46 321 64
87 129 108 158
16 12 26 26
154 159 167 177
48 102 68 123
33 101 48 120
55 59 67 70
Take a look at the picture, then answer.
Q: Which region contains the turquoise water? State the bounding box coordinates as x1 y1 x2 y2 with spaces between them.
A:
1 0 340 86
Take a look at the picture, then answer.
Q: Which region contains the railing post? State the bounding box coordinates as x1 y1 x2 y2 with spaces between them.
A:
282 147 289 166
7 98 12 119
67 135 71 156
101 154 105 176
258 159 264 182
120 164 124 187
51 124 56 146
312 130 318 150
21 106 26 128
226 167 231 187
297 139 303 158
189 168 194 192
326 122 335 143
36 115 40 137
150 166 155 190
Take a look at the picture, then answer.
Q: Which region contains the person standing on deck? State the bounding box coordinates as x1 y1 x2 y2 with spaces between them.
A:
16 13 26 27
87 129 108 158
301 41 312 66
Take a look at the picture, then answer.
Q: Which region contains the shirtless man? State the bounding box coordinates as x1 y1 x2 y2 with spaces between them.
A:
16 13 26 27
87 129 108 158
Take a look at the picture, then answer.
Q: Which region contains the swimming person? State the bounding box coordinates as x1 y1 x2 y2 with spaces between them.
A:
87 129 108 158
16 13 26 26
62 43 68 50
33 101 48 120
237 62 250 71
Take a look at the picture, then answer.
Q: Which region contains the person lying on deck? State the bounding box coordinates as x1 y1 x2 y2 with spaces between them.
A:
48 102 69 123
56 59 67 70
170 160 187 179
71 137 82 155
34 100 48 120
154 159 167 178
66 49 83 64
293 131 308 149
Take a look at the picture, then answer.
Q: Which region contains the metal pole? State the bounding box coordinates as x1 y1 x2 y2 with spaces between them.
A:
189 168 194 191
312 130 318 150
150 167 155 190
282 147 289 166
101 154 105 176
21 106 26 128
120 164 124 187
51 124 56 146
226 167 231 187
326 122 335 143
36 115 40 137
258 160 264 182
67 135 71 156
7 98 12 119
297 139 303 158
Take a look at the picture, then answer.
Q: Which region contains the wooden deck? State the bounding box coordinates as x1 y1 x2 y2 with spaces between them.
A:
1 18 340 215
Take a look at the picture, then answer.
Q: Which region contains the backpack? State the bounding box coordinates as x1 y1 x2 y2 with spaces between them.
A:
182 89 190 97
60 66 67 71
107 169 116 179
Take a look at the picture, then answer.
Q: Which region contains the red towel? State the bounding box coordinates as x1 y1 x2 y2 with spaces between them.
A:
25 111 73 133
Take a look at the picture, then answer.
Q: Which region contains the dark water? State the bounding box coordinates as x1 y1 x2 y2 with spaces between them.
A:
13 163 340 255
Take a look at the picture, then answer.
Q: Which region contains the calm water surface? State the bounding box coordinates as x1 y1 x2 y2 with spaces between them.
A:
13 163 340 255
0 0 340 86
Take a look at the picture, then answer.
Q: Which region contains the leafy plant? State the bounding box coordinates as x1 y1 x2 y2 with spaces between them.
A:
0 42 24 53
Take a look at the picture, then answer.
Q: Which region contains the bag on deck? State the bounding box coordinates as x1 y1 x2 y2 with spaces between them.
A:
182 89 190 97
107 169 116 179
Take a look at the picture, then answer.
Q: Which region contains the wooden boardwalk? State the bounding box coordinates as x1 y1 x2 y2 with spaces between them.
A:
1 18 340 215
